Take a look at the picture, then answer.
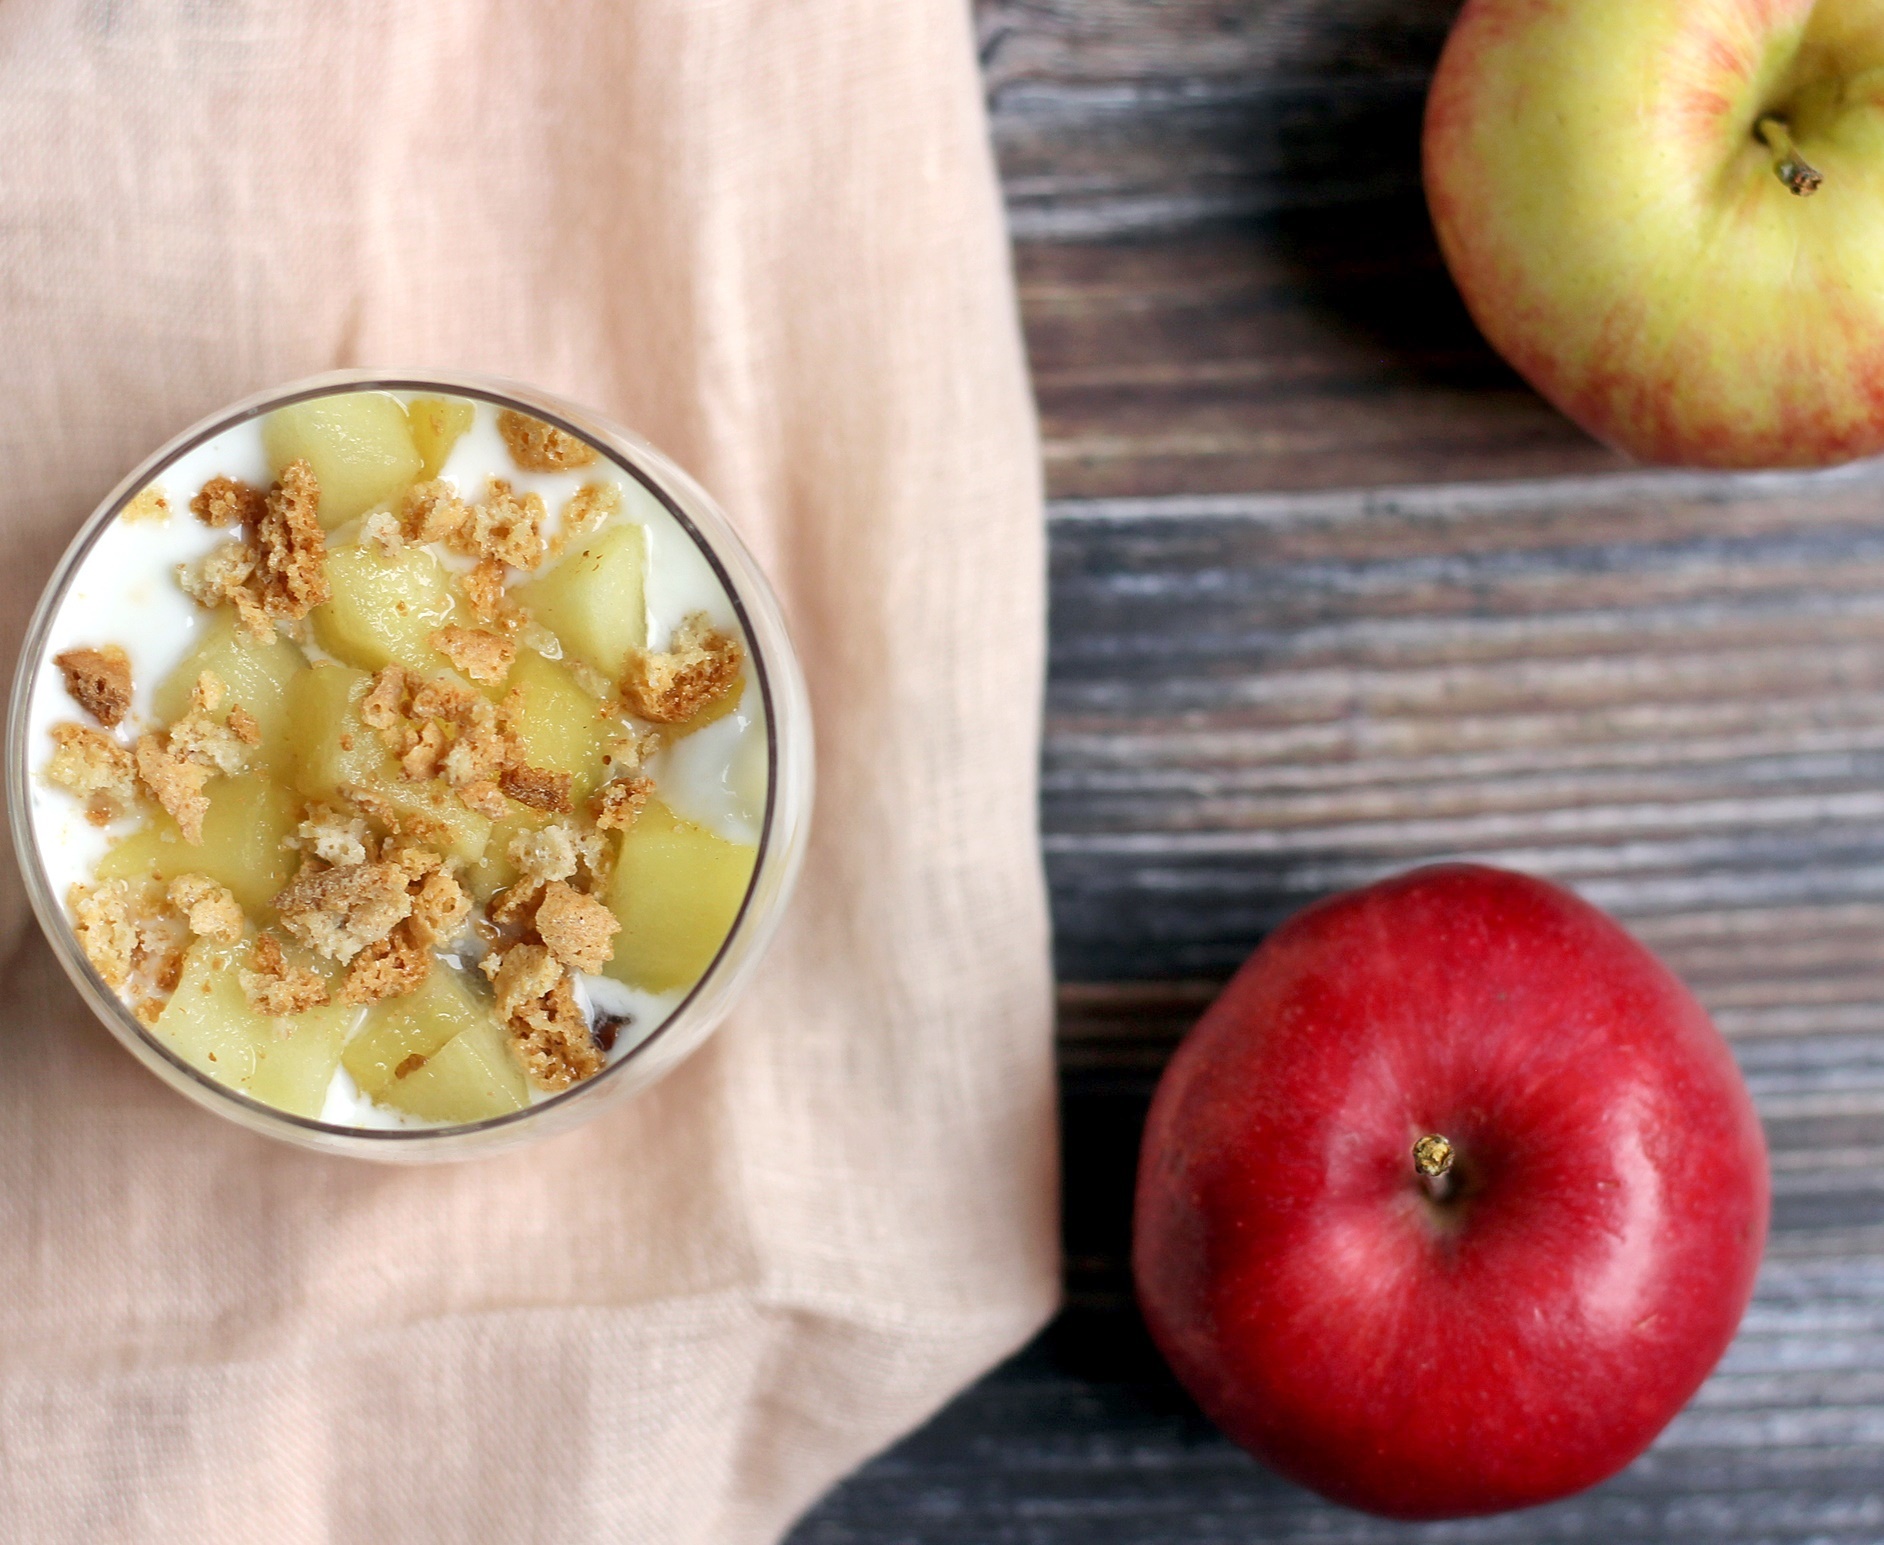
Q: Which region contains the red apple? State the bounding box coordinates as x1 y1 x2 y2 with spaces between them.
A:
1133 864 1769 1520
1424 0 1884 467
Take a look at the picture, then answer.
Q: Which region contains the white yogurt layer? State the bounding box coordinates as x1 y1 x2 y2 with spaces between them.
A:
24 390 768 1128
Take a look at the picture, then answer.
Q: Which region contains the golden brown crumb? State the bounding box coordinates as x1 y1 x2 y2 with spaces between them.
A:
492 941 561 1019
69 878 172 990
591 776 654 832
274 859 415 963
400 479 469 545
457 779 509 819
559 482 621 548
359 509 406 557
359 665 408 731
408 868 470 945
429 626 515 684
164 674 252 777
167 873 244 944
122 486 172 524
338 919 432 1006
500 763 573 814
620 613 744 723
46 722 136 821
498 410 598 473
296 802 373 866
178 540 272 641
458 558 513 626
226 703 261 746
134 734 212 843
509 976 603 1091
534 881 619 973
253 459 329 622
449 479 548 571
190 476 266 530
55 645 133 727
239 932 330 1016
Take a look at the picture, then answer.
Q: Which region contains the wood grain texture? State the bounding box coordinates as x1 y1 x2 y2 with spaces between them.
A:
1018 225 1624 497
791 0 1884 1538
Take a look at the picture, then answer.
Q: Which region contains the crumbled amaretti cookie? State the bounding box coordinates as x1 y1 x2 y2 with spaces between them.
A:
274 859 416 964
253 459 329 622
448 479 547 571
339 919 432 1006
486 941 602 1091
179 540 270 640
359 509 405 557
134 672 252 842
456 557 518 630
122 486 172 524
534 881 619 973
46 723 136 822
553 482 622 554
190 476 266 531
497 410 598 473
408 867 470 945
239 932 330 1017
512 976 603 1091
499 763 572 814
55 645 132 727
69 878 179 995
620 613 744 723
168 873 243 944
295 802 374 866
428 626 515 684
400 479 468 545
591 776 654 832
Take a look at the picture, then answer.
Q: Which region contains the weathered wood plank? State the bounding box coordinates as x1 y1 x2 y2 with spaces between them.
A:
980 0 1460 239
1046 466 1884 984
1018 226 1623 497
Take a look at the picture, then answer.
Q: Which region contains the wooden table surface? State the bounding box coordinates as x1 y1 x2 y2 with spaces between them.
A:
792 3 1884 1539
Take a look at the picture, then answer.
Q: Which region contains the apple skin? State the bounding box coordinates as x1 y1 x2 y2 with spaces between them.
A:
1424 0 1884 468
1133 865 1769 1520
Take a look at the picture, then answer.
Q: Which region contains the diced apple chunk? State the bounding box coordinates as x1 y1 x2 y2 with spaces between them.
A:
286 663 492 865
407 396 475 480
262 393 423 528
345 966 528 1123
603 798 756 992
513 520 647 676
153 936 356 1117
312 544 466 676
505 650 616 805
154 610 306 777
95 773 301 917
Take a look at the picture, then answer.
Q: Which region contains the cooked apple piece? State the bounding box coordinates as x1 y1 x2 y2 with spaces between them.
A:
95 773 300 917
154 609 306 777
407 396 475 480
504 650 615 805
602 798 756 992
312 544 466 676
345 966 528 1123
512 520 647 676
287 663 492 864
153 936 355 1117
262 393 423 528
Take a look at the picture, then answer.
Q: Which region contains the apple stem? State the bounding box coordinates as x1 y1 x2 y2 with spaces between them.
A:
1757 116 1823 196
1413 1134 1456 1202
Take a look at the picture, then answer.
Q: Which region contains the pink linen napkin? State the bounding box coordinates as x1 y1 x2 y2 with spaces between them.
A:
0 2 1059 1538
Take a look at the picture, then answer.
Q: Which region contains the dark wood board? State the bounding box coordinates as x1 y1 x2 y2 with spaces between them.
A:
792 0 1884 1539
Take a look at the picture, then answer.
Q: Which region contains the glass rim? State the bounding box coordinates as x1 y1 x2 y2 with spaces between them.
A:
8 369 808 1153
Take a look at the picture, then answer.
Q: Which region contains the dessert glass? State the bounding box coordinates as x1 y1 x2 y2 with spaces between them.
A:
7 370 813 1160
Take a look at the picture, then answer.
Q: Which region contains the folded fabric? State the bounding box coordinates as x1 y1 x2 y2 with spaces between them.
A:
0 2 1058 1539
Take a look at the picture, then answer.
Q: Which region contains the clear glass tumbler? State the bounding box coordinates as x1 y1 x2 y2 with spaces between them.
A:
7 370 813 1160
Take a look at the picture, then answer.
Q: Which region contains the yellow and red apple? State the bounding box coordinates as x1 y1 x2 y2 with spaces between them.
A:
1425 0 1884 467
